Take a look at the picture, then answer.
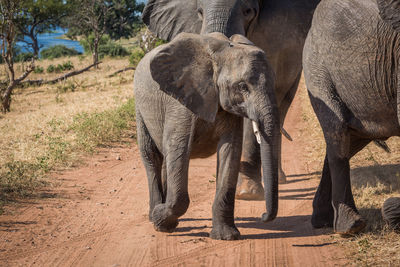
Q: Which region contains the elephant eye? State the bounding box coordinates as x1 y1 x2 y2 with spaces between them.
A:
238 82 250 96
243 8 254 18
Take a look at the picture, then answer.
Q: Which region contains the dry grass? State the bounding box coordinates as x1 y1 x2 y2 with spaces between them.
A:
0 55 136 208
297 75 400 266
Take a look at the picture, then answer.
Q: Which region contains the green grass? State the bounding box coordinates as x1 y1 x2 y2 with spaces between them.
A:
71 98 136 151
0 98 136 212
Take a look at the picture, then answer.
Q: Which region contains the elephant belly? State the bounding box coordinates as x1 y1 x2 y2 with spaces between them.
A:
190 111 238 159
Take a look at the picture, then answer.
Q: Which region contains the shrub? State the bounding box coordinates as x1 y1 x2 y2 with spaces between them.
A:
129 49 145 66
34 66 44 74
62 61 74 70
40 45 81 59
47 64 56 73
15 52 35 62
98 42 129 58
47 61 74 73
80 34 110 54
80 34 129 59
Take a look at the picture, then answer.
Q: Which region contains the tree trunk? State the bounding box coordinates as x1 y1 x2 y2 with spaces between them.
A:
2 82 15 113
93 37 99 68
29 27 40 58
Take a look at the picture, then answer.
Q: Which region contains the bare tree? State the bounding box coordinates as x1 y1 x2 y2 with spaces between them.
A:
0 0 35 113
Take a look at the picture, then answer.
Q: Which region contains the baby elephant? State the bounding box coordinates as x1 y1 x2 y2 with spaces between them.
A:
134 32 280 240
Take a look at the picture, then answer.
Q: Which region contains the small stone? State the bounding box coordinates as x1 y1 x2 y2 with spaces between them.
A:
116 155 121 160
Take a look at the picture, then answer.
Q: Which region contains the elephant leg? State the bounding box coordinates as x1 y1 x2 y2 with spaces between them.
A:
151 122 192 233
161 160 167 201
312 155 333 228
210 116 242 240
136 112 164 222
276 72 301 184
236 118 264 200
327 135 368 235
312 136 370 229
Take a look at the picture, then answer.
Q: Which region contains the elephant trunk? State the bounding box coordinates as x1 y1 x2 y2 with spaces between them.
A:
202 4 245 37
257 116 279 222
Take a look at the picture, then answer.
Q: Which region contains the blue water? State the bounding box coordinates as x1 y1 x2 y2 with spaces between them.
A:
16 28 84 55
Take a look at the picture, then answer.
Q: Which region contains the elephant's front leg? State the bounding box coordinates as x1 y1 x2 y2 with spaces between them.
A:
210 116 242 240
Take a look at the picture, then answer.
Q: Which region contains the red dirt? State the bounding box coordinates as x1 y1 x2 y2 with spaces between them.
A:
0 91 348 266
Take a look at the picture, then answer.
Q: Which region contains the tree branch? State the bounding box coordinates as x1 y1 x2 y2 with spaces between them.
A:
107 67 135 78
22 61 101 86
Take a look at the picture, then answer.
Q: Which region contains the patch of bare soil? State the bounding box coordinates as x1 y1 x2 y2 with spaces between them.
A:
0 90 348 266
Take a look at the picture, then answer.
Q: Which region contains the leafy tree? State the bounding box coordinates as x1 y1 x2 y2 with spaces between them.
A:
0 0 35 112
66 0 144 66
16 0 69 57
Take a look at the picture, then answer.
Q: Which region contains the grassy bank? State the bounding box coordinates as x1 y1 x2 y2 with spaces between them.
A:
0 55 136 212
297 76 400 266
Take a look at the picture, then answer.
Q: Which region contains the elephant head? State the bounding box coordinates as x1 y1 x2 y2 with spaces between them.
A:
142 0 320 41
142 0 260 40
150 33 280 221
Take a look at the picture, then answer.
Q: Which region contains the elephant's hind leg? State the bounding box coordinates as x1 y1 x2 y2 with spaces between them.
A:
312 137 370 230
312 155 334 228
136 111 164 222
151 119 192 233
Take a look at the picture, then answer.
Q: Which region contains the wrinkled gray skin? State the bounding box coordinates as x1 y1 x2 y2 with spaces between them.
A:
134 33 279 240
303 0 400 235
142 0 320 200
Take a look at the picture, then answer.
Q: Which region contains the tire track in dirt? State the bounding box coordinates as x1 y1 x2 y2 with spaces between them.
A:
0 85 348 266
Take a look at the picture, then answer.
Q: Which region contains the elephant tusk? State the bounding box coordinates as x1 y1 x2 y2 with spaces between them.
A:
281 127 293 141
252 121 261 145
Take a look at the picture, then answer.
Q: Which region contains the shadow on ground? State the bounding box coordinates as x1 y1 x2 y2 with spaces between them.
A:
351 163 400 191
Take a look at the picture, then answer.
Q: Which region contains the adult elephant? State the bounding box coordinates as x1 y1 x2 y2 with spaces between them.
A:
142 0 321 200
303 0 400 234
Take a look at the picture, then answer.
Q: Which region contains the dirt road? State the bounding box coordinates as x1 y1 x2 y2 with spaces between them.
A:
0 92 347 266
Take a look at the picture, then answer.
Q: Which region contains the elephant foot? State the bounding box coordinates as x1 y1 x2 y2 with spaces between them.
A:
152 204 179 233
236 178 264 200
311 209 334 228
278 168 287 184
209 224 240 240
334 203 366 235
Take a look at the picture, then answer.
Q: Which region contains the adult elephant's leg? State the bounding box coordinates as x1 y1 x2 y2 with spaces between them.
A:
136 111 164 222
236 118 264 200
327 135 367 235
312 155 333 228
161 160 167 202
210 116 242 240
312 136 370 229
276 72 301 184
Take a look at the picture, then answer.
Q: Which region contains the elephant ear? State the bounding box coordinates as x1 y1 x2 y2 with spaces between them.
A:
378 0 400 31
142 0 202 41
150 33 220 122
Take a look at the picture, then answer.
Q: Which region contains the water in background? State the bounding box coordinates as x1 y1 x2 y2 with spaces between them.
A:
16 28 84 55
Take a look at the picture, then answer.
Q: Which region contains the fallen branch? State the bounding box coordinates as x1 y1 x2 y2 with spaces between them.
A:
22 61 101 86
107 66 135 78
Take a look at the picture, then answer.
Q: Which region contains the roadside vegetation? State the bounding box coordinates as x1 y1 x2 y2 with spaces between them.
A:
0 55 136 212
297 77 400 266
0 1 165 211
